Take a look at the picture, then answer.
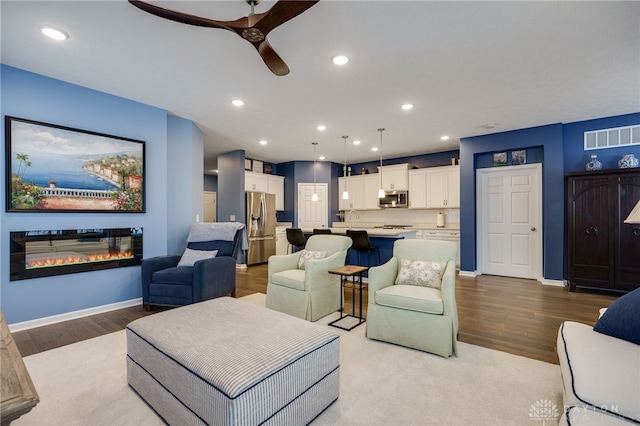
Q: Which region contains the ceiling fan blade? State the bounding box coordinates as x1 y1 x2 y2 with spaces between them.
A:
253 1 320 36
257 40 290 76
128 0 236 32
128 0 311 77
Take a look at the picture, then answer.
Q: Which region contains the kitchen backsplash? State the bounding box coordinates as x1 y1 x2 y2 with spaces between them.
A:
337 208 460 227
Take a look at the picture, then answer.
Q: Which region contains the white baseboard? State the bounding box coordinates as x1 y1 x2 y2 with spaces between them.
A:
458 270 478 277
540 278 566 287
8 298 143 333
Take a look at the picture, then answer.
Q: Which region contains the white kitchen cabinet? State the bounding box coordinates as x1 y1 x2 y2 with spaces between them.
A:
338 175 380 210
378 164 409 191
267 174 284 211
426 165 460 208
245 171 285 211
408 169 427 208
338 176 357 210
363 174 381 209
275 227 288 255
245 171 268 193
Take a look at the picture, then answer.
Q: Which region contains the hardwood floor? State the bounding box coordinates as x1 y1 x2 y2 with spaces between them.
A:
12 264 619 364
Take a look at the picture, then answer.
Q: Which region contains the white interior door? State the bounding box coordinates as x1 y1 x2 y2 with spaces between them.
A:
298 183 328 229
203 191 216 222
477 164 541 279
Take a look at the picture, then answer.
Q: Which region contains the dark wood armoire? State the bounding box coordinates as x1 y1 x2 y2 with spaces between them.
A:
567 168 640 292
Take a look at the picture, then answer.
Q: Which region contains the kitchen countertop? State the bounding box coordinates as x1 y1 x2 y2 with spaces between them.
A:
413 224 460 231
332 223 459 232
303 227 418 238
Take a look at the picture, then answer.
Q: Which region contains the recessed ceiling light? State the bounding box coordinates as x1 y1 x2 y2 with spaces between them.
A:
371 147 379 152
332 55 349 65
259 140 268 145
231 99 244 107
440 135 450 141
353 140 361 145
319 155 326 160
40 26 69 41
316 125 326 131
401 103 414 111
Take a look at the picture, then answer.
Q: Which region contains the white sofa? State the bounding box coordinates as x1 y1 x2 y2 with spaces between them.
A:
557 321 640 425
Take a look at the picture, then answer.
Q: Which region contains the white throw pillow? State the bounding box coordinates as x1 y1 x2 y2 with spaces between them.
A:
177 249 218 267
297 250 327 270
395 259 447 289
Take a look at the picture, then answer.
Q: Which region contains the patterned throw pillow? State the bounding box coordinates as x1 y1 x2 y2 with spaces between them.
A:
177 249 218 267
297 250 327 270
395 259 447 289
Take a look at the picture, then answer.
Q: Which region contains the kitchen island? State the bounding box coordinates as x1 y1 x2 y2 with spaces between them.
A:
302 227 417 270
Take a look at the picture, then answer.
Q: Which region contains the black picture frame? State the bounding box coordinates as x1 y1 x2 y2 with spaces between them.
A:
5 116 146 213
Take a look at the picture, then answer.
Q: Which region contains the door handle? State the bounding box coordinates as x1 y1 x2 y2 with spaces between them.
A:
530 227 536 231
585 226 598 236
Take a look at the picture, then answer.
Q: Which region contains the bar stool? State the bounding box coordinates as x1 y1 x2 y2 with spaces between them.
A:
313 228 332 235
346 229 381 267
286 228 306 253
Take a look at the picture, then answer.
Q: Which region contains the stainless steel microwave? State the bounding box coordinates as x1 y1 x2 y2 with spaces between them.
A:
379 190 408 208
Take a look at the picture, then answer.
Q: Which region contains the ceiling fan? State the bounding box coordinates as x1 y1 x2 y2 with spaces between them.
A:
128 0 319 76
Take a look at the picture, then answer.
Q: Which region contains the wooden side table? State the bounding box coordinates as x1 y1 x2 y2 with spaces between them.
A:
1 311 39 425
328 265 368 331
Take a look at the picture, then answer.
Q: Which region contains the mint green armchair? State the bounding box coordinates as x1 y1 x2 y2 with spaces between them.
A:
366 239 458 357
266 235 352 321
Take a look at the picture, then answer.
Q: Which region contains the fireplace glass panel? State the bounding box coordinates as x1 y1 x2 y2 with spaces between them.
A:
10 228 142 281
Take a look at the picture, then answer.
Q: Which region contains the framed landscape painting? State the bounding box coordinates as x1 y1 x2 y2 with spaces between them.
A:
5 116 145 213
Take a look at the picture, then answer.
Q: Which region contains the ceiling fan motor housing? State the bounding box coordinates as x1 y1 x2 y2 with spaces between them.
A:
242 28 265 42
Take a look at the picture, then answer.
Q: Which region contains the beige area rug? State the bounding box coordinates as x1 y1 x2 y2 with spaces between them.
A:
15 293 563 425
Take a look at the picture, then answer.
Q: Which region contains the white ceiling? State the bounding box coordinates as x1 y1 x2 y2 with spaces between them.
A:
2 1 639 173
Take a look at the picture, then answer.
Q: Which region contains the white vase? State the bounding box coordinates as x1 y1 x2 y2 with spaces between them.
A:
618 154 639 169
585 155 602 171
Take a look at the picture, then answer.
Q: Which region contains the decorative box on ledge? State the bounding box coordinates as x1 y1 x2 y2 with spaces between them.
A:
10 228 142 281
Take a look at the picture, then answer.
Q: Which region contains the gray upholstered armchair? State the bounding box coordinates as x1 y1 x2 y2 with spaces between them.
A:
266 235 352 321
141 223 245 310
366 239 458 357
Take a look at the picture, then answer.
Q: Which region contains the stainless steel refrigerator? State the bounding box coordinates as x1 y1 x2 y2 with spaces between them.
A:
246 192 276 265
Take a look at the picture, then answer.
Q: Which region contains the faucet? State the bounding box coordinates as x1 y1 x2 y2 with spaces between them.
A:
347 209 355 229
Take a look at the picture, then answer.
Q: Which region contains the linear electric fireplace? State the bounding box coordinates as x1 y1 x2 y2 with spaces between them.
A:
10 228 142 281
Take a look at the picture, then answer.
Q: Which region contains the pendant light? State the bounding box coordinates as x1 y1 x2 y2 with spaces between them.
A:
377 128 385 198
342 135 349 200
312 142 319 202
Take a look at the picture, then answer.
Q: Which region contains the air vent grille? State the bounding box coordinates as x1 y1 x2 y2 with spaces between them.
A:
584 124 640 150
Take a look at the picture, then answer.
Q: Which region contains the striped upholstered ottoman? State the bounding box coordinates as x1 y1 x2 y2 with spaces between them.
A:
126 297 339 425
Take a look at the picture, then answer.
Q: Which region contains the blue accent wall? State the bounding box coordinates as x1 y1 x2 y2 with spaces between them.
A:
277 162 295 223
204 174 218 192
217 150 245 224
460 124 565 280
1 65 203 324
562 113 640 172
459 114 640 281
167 115 204 255
275 160 338 226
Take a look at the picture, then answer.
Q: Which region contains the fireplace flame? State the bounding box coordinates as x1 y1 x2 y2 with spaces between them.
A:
26 251 134 269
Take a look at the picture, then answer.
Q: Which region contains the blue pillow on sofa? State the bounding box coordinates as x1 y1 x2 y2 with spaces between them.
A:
593 287 640 345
